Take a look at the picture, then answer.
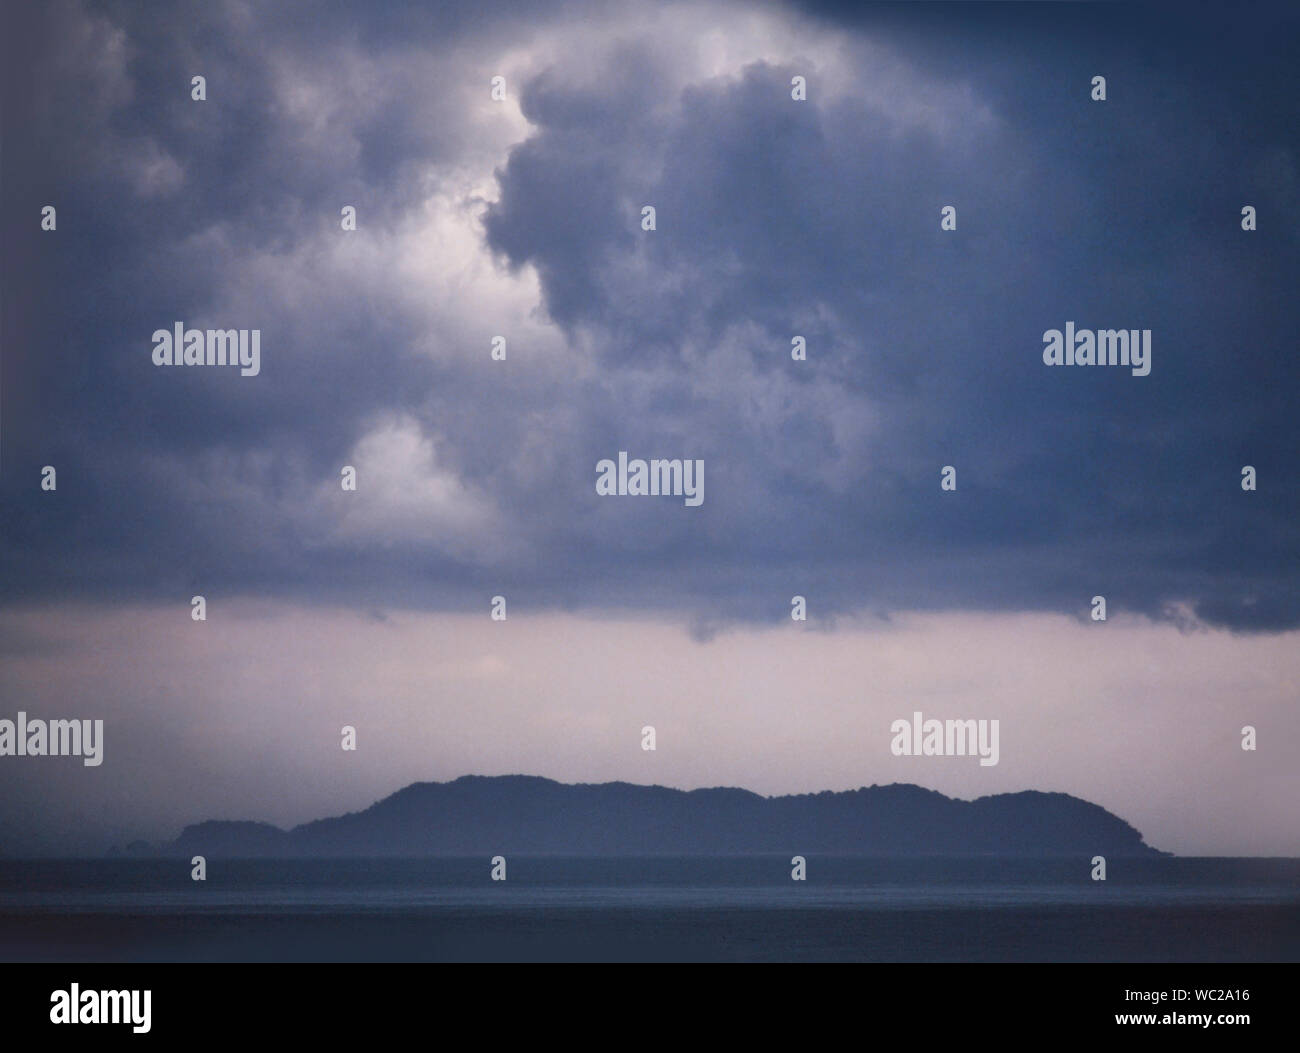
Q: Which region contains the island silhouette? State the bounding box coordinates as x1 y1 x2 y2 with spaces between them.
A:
138 775 1168 857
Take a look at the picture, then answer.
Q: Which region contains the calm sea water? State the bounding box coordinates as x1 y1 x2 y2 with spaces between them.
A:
2 857 1297 961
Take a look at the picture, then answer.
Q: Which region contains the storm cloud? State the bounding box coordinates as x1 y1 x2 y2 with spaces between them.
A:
3 0 1298 632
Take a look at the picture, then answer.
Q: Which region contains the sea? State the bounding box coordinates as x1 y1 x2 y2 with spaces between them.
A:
2 856 1297 962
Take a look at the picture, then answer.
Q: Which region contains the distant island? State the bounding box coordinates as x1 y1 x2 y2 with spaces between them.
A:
115 776 1170 858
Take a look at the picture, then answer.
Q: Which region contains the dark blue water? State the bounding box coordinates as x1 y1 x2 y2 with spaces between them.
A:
2 857 1297 961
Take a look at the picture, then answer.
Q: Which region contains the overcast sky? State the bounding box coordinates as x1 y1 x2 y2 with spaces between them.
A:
1 0 1297 855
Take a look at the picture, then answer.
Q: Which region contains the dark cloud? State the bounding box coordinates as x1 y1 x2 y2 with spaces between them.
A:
2 0 1297 631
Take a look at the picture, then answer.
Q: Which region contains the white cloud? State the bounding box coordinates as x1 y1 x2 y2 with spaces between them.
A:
318 415 510 559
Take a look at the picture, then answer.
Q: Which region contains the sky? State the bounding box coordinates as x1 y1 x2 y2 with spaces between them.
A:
1 0 1297 856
